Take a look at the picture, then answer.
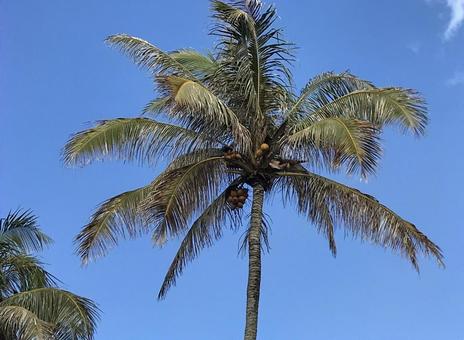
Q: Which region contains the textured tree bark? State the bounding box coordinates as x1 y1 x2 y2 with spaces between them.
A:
243 183 264 340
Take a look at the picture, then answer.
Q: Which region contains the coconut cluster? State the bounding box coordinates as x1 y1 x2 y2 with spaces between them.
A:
255 143 270 158
227 188 249 209
224 150 242 160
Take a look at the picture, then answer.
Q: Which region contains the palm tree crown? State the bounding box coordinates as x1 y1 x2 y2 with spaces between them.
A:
0 210 99 340
63 1 443 339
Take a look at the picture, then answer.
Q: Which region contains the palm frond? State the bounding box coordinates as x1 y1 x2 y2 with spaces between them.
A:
0 305 52 340
278 175 336 256
141 157 230 244
106 34 194 78
166 148 225 170
0 288 99 340
0 209 53 253
285 117 381 177
277 171 444 269
75 185 151 265
169 50 218 78
211 0 293 122
63 118 211 167
238 210 271 255
156 75 252 151
285 71 374 121
141 52 218 118
158 186 242 299
142 97 170 115
291 88 427 136
212 0 262 117
0 252 57 297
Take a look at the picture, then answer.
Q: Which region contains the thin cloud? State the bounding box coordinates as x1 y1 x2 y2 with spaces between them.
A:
446 71 464 85
444 0 464 40
407 42 421 54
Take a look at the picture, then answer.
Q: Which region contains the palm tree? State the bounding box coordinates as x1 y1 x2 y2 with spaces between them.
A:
0 209 99 340
63 1 444 339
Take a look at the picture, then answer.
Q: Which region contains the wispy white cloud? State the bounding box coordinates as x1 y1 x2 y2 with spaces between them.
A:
444 0 464 40
407 42 422 54
446 71 464 85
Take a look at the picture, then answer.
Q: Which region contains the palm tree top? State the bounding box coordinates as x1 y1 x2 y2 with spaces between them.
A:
0 209 53 253
0 209 100 339
63 0 443 301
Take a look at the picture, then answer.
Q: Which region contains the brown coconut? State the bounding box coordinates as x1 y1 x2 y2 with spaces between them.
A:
260 143 270 152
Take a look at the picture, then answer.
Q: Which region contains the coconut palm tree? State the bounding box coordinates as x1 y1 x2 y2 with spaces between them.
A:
63 1 443 339
0 209 99 340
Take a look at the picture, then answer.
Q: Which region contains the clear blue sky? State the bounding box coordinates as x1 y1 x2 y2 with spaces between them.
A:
1 1 463 339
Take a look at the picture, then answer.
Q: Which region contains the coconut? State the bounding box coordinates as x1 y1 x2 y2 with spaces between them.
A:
237 202 244 208
237 189 245 196
232 197 239 204
255 149 263 157
260 143 270 152
230 190 238 197
238 195 246 202
227 196 234 203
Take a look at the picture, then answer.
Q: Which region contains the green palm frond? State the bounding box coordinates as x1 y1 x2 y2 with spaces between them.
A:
0 288 99 340
166 148 225 170
142 97 170 115
63 118 210 167
142 51 218 115
0 305 52 340
1 252 57 297
285 71 375 121
279 175 337 256
277 171 444 269
0 209 53 253
158 186 242 299
212 0 256 24
212 0 292 122
238 218 271 256
169 50 218 78
106 34 195 78
156 75 252 151
141 157 230 244
75 185 151 265
212 0 262 116
291 88 427 135
285 117 381 177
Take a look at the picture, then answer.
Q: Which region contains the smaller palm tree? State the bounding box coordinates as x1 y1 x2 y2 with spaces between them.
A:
0 209 99 340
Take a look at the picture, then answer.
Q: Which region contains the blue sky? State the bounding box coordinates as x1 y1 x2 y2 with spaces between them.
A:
1 1 463 339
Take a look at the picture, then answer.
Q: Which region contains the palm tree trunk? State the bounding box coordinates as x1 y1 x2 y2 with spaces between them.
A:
243 183 264 340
